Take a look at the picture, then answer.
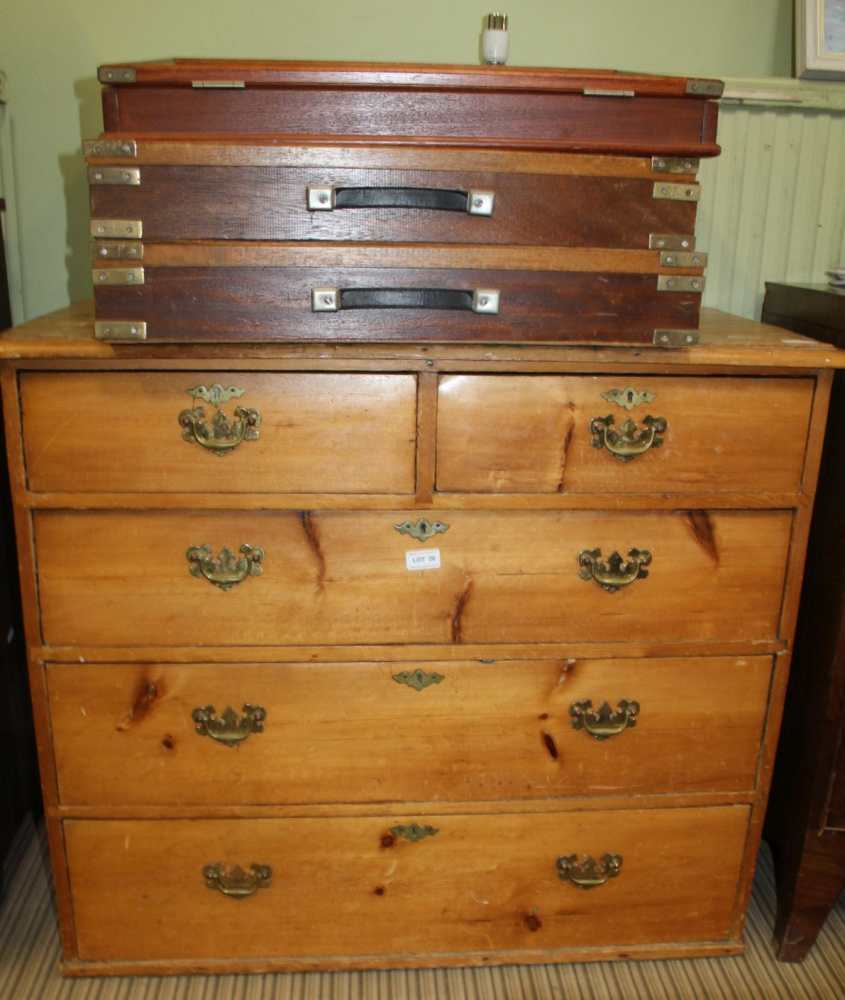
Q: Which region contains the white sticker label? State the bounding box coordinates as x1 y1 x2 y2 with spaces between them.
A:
405 548 441 571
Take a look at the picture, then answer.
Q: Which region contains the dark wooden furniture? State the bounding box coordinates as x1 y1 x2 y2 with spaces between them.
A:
0 197 40 895
763 281 845 961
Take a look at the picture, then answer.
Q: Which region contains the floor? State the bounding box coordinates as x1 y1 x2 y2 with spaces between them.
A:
1 815 843 999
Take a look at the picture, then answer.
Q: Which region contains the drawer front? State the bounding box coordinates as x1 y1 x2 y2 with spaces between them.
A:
90 166 697 248
66 806 748 961
21 372 417 494
437 375 815 494
94 266 700 345
36 509 791 647
48 657 772 806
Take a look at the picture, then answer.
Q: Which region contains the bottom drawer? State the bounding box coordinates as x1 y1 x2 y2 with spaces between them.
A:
66 806 749 962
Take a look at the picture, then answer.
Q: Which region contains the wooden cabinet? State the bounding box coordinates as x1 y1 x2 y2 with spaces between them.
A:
0 303 841 975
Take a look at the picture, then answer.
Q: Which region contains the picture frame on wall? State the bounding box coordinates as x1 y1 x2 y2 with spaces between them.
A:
796 0 845 78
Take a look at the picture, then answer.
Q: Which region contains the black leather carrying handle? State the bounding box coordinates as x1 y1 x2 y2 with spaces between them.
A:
339 288 475 311
334 187 472 211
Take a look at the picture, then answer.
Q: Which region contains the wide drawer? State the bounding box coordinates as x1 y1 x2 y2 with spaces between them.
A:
436 375 815 494
35 509 791 647
66 806 748 961
91 245 703 345
88 159 699 248
48 656 771 806
20 372 417 494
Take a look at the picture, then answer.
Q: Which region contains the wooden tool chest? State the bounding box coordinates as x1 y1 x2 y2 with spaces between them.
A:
2 60 839 977
86 60 717 346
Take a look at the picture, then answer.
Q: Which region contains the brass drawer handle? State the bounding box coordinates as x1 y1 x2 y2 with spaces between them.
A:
590 414 667 461
203 863 272 898
556 853 622 889
186 544 264 590
192 704 267 746
570 699 639 740
307 185 494 216
578 548 651 592
179 384 261 456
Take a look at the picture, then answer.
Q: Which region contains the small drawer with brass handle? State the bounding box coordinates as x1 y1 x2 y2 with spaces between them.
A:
556 853 623 889
436 374 815 494
203 863 272 899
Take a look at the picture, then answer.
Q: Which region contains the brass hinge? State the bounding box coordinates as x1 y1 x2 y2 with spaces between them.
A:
649 234 695 251
90 219 143 238
88 166 141 186
92 241 144 261
83 138 138 158
653 182 700 203
94 321 147 341
659 250 707 268
653 329 700 347
191 80 246 89
582 88 635 97
686 79 724 98
651 156 700 174
92 267 145 287
98 67 136 84
657 275 705 293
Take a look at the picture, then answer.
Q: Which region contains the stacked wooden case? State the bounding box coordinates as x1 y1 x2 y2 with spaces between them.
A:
8 60 836 977
86 60 719 345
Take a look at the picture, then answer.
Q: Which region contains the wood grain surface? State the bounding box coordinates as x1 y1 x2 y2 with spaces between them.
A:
34 509 792 647
21 372 417 494
93 266 700 344
436 374 815 494
65 805 748 961
47 656 772 806
90 167 698 247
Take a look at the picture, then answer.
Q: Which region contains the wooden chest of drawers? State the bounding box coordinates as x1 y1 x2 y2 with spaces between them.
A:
0 303 842 975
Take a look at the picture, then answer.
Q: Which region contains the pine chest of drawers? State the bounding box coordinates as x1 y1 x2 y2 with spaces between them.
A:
0 303 842 975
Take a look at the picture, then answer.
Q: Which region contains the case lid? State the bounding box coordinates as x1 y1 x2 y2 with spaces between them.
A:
96 59 724 99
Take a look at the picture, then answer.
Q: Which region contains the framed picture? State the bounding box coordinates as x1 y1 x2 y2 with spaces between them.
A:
796 0 845 78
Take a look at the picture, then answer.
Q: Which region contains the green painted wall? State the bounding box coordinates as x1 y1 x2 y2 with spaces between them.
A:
1 0 792 320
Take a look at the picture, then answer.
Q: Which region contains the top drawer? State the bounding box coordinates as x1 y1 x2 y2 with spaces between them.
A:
20 372 417 494
436 375 815 494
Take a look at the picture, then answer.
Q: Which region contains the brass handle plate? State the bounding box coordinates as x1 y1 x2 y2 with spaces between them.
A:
203 863 272 898
179 384 260 456
578 548 651 592
590 414 667 461
557 853 622 889
570 699 639 740
186 544 264 590
394 518 449 543
192 704 267 746
392 669 445 691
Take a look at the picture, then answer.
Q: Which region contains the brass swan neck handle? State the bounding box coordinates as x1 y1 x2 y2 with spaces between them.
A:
590 414 667 461
578 548 651 592
556 853 622 889
570 699 640 740
192 704 267 746
203 863 272 898
186 544 264 590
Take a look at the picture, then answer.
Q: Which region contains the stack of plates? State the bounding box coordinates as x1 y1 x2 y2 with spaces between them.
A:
826 267 845 289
